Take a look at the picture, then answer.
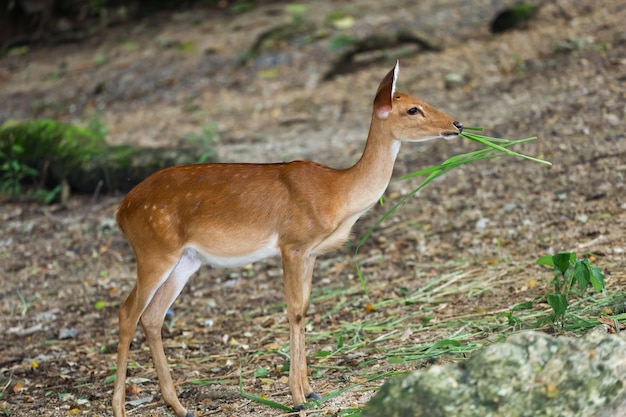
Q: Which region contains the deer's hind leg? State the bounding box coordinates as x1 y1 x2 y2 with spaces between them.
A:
140 249 202 417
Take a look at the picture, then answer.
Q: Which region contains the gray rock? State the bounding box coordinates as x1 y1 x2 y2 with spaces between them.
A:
363 327 626 417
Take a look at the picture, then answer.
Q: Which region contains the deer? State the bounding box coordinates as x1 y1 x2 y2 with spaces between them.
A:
112 60 463 417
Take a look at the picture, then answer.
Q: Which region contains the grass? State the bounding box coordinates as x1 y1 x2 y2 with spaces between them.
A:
219 258 624 414
460 129 550 166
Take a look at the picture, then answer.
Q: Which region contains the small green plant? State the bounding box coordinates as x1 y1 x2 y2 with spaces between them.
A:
284 3 308 24
32 184 63 203
329 34 354 51
498 301 532 328
183 123 220 163
0 147 39 195
536 252 605 326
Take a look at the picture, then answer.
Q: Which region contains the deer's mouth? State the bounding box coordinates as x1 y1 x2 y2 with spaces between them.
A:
442 131 460 139
442 121 463 139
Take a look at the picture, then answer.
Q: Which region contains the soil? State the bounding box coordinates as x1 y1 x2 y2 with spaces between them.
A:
1 0 625 416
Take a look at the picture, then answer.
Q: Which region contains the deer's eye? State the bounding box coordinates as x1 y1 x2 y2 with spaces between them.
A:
407 107 423 116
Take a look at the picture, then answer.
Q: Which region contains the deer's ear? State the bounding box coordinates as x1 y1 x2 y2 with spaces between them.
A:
373 60 399 120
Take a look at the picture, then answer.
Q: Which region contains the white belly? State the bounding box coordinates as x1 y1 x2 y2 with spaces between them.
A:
186 234 280 268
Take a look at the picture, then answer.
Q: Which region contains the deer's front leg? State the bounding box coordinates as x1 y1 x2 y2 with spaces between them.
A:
281 248 319 409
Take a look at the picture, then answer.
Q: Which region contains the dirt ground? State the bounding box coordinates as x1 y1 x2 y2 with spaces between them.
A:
1 0 625 416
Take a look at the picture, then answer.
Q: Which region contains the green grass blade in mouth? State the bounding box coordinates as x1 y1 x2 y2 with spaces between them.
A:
460 131 552 166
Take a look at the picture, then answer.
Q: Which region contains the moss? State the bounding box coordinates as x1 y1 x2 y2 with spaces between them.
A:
0 119 107 179
0 119 219 200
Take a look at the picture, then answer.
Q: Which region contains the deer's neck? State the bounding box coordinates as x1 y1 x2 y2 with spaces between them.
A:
341 117 400 214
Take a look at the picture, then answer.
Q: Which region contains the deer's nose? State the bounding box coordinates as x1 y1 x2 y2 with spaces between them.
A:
453 121 463 133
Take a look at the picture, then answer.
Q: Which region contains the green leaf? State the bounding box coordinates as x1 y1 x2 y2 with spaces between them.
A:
565 266 575 288
589 265 605 292
552 252 574 275
253 367 268 378
23 165 39 176
535 254 555 267
573 260 591 289
546 293 568 317
285 4 308 15
511 301 533 310
241 391 293 411
188 379 224 386
337 334 344 349
331 16 354 30
312 350 332 358
424 339 462 354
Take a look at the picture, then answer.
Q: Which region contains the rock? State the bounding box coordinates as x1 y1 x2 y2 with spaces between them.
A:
58 327 79 339
363 327 626 417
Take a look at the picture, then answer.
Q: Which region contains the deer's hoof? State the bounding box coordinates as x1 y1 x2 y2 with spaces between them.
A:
307 392 322 401
293 393 322 411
